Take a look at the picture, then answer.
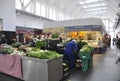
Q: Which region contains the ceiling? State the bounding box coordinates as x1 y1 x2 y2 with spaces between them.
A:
42 0 119 23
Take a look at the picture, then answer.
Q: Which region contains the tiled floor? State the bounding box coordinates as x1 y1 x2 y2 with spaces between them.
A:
63 46 120 81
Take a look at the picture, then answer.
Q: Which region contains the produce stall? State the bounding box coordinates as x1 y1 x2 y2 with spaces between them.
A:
43 18 106 48
64 25 105 47
0 44 63 81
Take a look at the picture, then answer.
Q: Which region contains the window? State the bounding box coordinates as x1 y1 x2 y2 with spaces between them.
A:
59 13 64 20
52 9 56 20
26 3 33 13
49 8 53 19
36 2 40 15
16 0 22 9
24 0 31 6
40 4 46 17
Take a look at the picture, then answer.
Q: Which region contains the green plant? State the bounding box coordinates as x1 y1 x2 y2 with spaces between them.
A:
35 41 46 49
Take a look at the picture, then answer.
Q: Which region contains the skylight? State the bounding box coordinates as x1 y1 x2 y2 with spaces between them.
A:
79 0 103 4
85 0 99 3
86 7 106 11
87 10 106 14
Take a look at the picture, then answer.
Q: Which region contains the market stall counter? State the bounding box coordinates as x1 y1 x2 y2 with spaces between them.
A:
0 54 22 78
21 56 63 81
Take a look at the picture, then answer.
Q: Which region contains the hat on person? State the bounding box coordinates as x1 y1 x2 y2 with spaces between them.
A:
72 39 77 43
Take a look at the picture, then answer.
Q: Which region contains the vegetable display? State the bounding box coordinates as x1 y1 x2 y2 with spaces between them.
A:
0 48 14 54
0 45 14 54
79 45 91 53
27 48 61 60
35 41 46 48
52 33 59 39
11 42 21 48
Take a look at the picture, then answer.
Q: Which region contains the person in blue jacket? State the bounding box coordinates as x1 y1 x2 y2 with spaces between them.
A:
64 39 78 70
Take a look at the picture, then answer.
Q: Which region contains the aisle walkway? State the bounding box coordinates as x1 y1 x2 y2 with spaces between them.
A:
63 46 120 81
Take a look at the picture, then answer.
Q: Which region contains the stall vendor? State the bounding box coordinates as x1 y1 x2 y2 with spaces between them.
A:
64 39 78 70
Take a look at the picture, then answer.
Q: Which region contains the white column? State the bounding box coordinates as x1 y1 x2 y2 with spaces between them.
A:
0 0 16 31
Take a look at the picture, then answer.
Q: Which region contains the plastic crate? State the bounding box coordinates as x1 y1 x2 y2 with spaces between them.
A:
88 58 93 68
81 60 88 72
79 52 91 59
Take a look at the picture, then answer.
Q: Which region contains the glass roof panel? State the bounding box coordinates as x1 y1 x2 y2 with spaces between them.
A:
79 0 103 4
85 0 99 3
86 7 106 11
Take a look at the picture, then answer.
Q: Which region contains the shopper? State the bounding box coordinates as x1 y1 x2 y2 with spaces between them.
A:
64 39 78 70
0 34 7 44
98 38 103 54
112 38 116 45
117 38 120 49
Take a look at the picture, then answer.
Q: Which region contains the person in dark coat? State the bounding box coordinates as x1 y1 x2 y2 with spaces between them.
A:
0 34 7 44
64 39 78 70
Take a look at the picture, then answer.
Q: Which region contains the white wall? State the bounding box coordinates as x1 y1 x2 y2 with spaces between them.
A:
16 14 43 29
0 0 16 31
44 18 104 28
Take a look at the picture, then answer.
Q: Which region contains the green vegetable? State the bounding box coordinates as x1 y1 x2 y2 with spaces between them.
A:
35 41 46 49
79 45 91 53
11 42 21 48
0 48 14 54
52 33 59 39
27 49 61 60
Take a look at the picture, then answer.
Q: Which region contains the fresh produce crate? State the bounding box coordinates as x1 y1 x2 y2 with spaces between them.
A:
88 58 93 68
81 60 88 72
79 52 91 59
